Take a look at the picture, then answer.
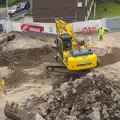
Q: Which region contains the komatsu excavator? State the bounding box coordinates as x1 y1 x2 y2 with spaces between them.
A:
45 18 100 75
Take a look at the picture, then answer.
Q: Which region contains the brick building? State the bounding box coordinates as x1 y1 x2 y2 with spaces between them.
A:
32 0 95 23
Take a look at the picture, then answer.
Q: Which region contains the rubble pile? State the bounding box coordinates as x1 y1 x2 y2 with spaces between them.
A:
37 72 120 120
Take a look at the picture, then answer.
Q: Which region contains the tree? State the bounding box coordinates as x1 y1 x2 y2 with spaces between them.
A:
115 0 120 3
0 0 5 4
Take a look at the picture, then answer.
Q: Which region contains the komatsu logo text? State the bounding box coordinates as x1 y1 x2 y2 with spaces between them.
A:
77 60 91 66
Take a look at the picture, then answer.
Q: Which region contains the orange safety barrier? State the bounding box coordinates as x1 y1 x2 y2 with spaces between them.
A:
81 27 88 34
81 27 97 34
90 27 97 33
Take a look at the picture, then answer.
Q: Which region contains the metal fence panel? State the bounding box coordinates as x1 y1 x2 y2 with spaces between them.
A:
106 17 120 32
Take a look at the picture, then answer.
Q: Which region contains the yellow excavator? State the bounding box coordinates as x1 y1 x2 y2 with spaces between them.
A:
45 18 100 75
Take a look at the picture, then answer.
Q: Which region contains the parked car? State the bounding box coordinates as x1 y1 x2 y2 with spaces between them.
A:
8 5 21 16
19 2 30 11
8 1 30 17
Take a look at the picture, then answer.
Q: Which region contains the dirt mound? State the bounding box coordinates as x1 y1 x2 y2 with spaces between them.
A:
32 72 120 120
91 47 120 67
99 47 120 67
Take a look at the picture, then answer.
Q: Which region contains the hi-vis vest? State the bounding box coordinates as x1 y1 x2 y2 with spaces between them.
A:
99 28 104 35
0 80 4 89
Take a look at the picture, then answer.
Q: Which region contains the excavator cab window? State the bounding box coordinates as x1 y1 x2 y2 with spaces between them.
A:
58 34 72 52
63 40 72 51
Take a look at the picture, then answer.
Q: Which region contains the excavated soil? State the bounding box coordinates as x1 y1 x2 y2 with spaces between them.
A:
0 45 120 88
98 47 120 66
0 46 119 68
0 45 54 67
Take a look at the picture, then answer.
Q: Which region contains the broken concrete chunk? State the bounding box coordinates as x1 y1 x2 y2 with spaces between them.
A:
47 95 54 103
66 115 77 120
60 82 71 98
114 110 120 119
111 89 120 102
37 102 50 116
36 113 45 120
70 110 80 117
102 105 109 119
91 102 101 111
71 95 87 112
73 78 83 88
87 111 101 120
93 89 101 97
87 92 96 103
41 92 50 101
56 109 66 120
62 108 70 114
76 96 87 110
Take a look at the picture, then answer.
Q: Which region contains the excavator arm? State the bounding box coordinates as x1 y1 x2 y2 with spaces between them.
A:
55 18 95 49
55 18 75 38
55 18 87 49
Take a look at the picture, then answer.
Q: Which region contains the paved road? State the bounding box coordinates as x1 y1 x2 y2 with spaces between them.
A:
0 8 7 19
0 10 7 19
0 107 5 120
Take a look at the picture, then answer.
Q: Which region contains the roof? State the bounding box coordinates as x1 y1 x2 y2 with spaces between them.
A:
59 34 72 41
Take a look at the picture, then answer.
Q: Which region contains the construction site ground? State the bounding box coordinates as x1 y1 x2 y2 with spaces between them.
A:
1 32 120 120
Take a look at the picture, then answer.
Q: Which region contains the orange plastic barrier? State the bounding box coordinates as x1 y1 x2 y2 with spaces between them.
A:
81 27 88 34
81 27 97 34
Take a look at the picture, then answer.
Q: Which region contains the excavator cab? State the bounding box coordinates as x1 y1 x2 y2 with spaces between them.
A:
56 34 72 61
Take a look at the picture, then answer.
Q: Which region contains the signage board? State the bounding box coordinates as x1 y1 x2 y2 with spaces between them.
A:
21 24 44 33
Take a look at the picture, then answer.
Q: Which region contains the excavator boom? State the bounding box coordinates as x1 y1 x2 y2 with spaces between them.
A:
55 18 75 38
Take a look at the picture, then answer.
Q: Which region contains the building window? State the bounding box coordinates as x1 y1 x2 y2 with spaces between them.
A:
77 0 82 7
77 2 82 7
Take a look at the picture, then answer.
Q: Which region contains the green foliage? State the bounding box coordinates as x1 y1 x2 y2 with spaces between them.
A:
8 0 21 6
0 0 5 4
0 0 21 5
95 0 120 3
90 2 120 19
115 0 120 3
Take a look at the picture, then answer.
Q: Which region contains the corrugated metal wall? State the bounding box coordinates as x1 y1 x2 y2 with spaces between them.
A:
106 17 120 32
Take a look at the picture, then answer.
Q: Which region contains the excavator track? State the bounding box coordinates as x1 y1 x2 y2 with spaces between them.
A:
44 62 91 76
